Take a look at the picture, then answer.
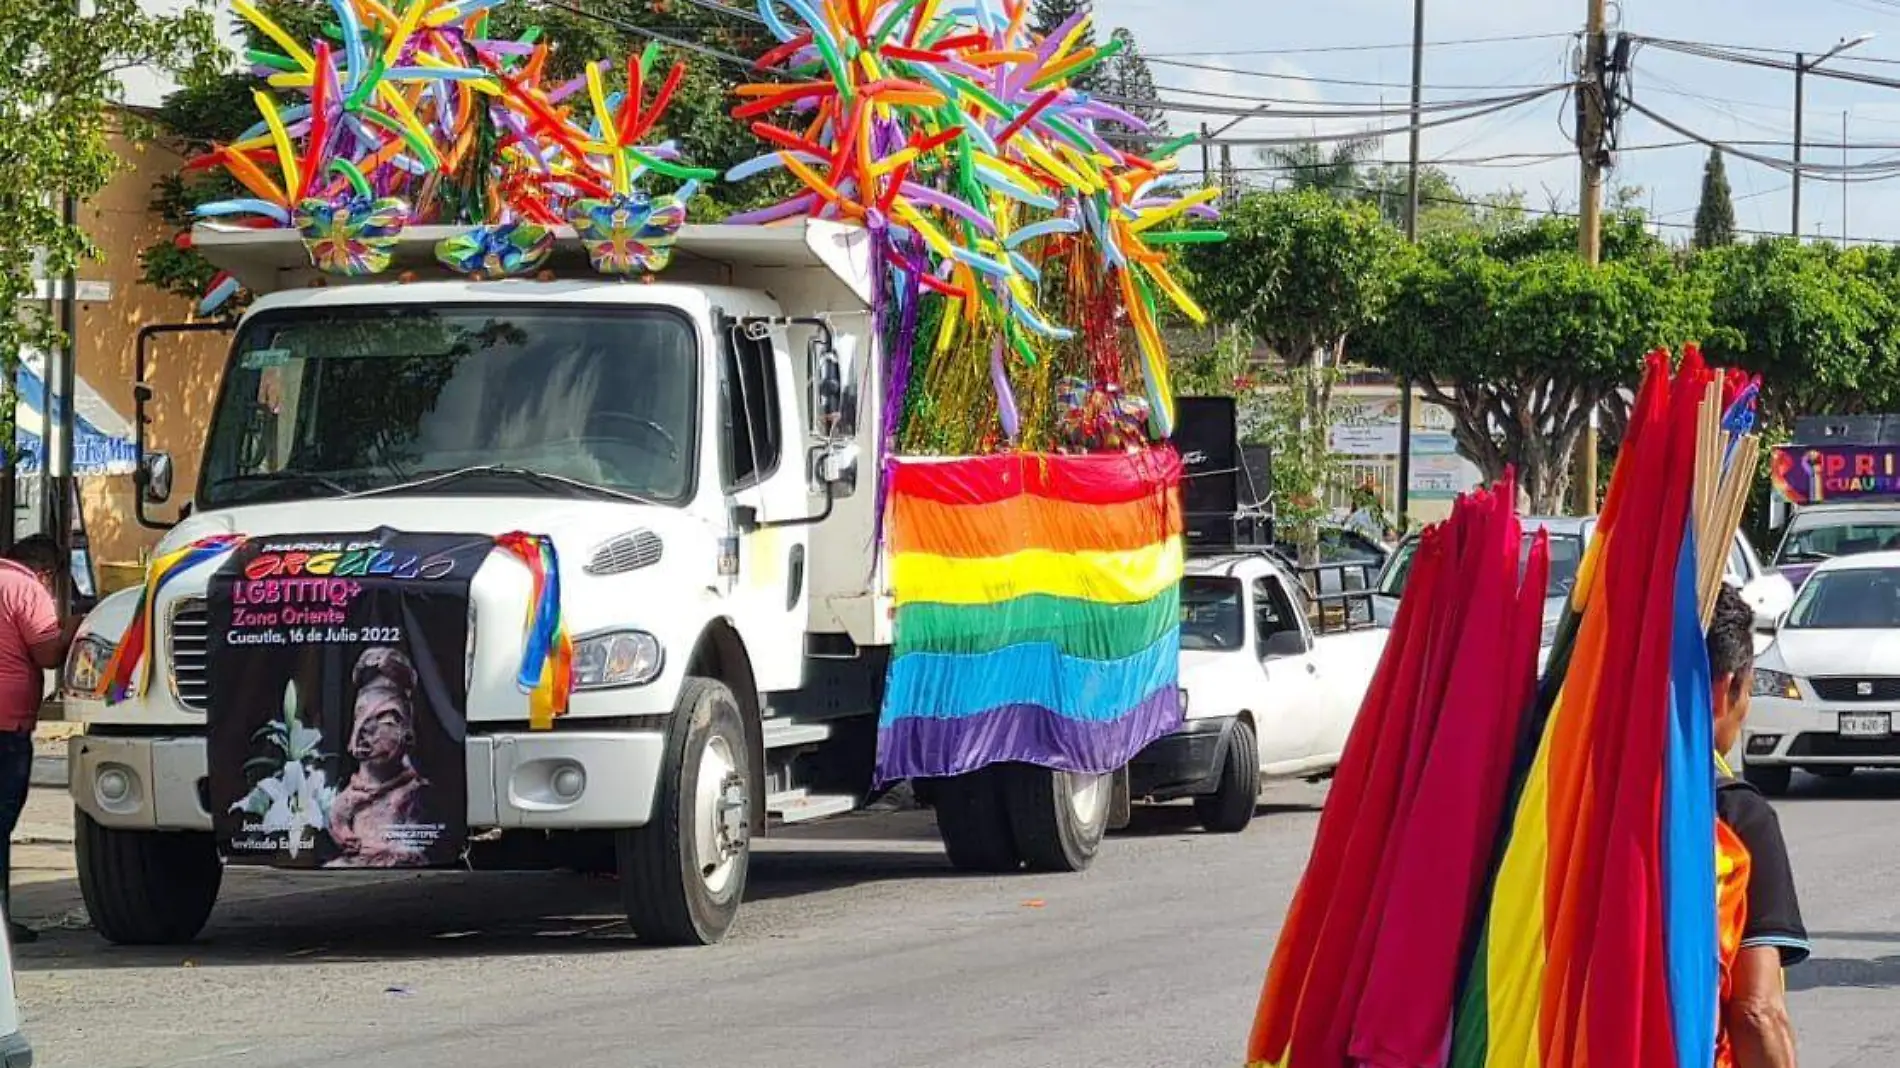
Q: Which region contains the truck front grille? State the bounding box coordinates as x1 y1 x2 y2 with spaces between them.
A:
169 599 210 711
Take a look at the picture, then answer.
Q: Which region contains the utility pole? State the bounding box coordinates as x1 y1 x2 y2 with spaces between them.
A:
1844 109 1850 243
1793 35 1875 237
1572 0 1608 516
1220 142 1234 206
1201 122 1212 187
1397 0 1424 531
1793 52 1806 237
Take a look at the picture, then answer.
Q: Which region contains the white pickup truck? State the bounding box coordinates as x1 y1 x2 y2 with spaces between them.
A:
1127 552 1387 832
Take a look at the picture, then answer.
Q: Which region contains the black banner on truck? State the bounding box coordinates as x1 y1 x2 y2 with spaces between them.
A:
207 530 492 869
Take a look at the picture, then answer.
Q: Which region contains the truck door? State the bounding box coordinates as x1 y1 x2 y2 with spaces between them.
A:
718 320 811 693
1253 574 1325 770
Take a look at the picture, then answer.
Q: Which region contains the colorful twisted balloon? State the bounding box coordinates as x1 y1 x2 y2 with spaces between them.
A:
186 0 709 300
725 0 1225 443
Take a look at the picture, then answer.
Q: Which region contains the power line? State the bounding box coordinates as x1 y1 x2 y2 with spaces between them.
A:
1143 32 1577 58
1143 85 1573 119
1146 58 1560 93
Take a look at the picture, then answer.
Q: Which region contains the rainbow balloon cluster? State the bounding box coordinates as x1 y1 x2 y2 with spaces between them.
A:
724 0 1224 441
189 0 716 305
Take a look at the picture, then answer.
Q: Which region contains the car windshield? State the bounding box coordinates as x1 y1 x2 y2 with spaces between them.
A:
198 306 697 509
1774 520 1900 565
1377 532 1583 598
1786 570 1900 629
1181 576 1244 651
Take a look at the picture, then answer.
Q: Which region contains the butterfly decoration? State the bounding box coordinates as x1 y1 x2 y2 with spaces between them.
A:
433 221 555 278
566 191 687 276
293 196 411 277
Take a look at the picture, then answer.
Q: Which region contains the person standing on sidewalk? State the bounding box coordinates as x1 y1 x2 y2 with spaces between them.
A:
0 536 76 944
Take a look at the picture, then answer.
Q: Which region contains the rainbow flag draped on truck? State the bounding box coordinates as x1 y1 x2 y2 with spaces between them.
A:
876 450 1185 783
1245 348 1760 1068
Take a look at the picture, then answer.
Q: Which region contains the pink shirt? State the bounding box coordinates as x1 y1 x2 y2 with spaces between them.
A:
0 560 58 731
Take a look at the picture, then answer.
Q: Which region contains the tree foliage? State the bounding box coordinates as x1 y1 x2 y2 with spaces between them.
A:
1 0 219 367
1695 239 1900 429
1693 149 1737 250
1361 212 1710 511
1186 189 1405 379
1099 26 1167 151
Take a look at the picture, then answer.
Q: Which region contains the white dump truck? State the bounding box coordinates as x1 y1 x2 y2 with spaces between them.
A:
61 221 1122 947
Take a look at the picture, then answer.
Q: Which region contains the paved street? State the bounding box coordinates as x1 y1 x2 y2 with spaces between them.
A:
10 772 1900 1068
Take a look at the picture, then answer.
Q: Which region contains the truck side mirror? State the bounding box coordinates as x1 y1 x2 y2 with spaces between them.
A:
138 451 175 505
808 336 854 441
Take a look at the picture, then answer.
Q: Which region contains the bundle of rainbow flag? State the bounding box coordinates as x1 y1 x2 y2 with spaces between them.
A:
1247 348 1759 1068
876 449 1184 783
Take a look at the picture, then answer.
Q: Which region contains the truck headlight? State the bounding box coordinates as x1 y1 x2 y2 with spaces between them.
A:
573 631 663 689
64 635 115 697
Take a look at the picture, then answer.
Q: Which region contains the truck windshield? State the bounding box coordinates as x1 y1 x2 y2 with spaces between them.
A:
1775 520 1900 565
198 306 697 508
1181 576 1244 651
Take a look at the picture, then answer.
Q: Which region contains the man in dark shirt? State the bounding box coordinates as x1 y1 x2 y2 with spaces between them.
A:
1708 584 1805 1068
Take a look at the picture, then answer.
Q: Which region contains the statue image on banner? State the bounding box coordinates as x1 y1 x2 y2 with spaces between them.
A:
327 647 438 868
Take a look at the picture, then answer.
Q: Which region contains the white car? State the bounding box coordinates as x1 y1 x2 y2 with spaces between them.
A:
1127 553 1387 833
1743 551 1900 795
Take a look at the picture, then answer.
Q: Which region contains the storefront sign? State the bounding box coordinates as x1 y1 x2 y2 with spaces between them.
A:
208 530 493 869
1772 444 1900 504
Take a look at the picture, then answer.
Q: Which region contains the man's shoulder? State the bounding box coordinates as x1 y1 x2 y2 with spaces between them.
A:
1716 775 1780 832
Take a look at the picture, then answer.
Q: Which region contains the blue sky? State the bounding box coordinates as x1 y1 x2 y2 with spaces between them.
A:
1097 0 1900 244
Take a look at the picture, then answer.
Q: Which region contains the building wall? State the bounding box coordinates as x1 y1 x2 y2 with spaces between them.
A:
69 128 226 590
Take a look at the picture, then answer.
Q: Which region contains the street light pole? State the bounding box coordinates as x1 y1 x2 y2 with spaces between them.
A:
1397 0 1424 531
1793 33 1874 237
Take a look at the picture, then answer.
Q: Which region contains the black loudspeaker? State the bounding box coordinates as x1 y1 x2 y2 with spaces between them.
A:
1238 444 1273 510
1176 397 1240 517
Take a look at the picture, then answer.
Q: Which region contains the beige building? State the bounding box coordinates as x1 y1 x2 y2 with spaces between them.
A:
44 123 227 591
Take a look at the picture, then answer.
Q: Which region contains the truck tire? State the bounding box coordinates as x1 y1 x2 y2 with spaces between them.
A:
1743 762 1793 796
618 678 752 946
75 811 222 945
933 767 1021 873
1194 720 1260 834
1003 765 1111 873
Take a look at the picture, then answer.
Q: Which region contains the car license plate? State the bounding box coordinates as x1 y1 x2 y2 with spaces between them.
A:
1840 713 1892 738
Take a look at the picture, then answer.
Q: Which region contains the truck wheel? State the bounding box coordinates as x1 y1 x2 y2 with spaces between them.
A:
75 811 221 945
1743 762 1793 796
1004 765 1110 873
618 678 751 946
933 767 1021 873
1193 720 1261 834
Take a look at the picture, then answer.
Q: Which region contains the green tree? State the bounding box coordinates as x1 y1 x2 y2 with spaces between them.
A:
1362 212 1709 511
1259 138 1376 198
1355 163 1526 237
1693 148 1737 250
1 0 219 368
1185 189 1403 557
1186 189 1405 389
1695 238 1900 429
1098 27 1167 152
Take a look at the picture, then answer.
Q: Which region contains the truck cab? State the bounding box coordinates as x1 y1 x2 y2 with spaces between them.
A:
63 222 896 947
